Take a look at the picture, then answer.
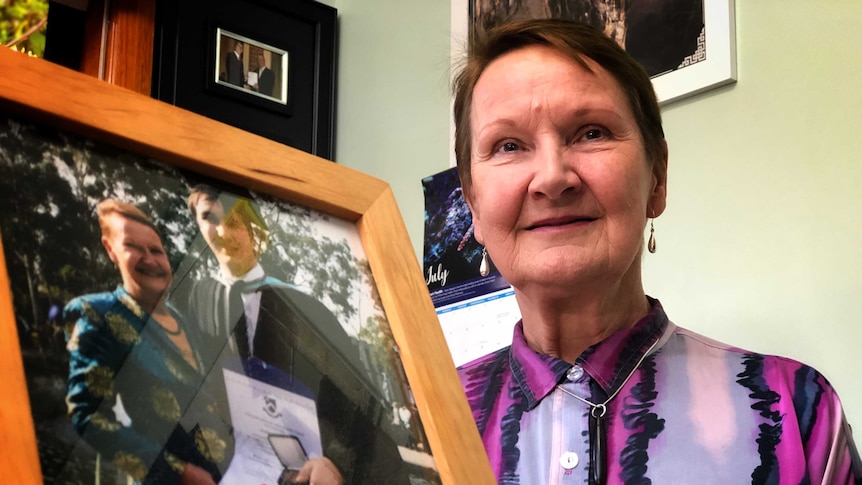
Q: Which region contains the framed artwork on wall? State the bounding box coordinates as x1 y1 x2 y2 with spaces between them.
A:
450 0 737 106
152 0 337 160
0 48 494 485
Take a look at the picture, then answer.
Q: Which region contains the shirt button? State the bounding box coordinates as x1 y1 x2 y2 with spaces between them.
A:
560 451 579 470
567 364 585 382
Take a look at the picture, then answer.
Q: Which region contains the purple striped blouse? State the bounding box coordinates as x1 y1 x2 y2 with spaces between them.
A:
458 298 862 484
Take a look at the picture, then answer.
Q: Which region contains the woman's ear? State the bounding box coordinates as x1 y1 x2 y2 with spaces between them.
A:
463 189 484 245
649 140 669 217
101 236 118 265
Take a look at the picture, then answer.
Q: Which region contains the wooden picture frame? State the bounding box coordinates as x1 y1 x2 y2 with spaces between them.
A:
0 48 494 485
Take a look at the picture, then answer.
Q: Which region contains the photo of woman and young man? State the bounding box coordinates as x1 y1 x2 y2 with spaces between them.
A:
0 115 438 485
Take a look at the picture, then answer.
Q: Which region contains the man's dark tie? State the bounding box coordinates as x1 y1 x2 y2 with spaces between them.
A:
227 282 253 359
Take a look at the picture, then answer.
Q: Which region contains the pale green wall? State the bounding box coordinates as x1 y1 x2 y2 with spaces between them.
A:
332 0 862 429
643 1 862 429
329 0 451 262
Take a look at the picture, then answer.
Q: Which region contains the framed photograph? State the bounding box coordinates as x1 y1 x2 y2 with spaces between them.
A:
450 0 737 105
216 28 289 105
153 0 336 160
0 49 494 484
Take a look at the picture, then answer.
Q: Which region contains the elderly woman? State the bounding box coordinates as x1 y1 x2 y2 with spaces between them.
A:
454 19 861 484
65 200 221 484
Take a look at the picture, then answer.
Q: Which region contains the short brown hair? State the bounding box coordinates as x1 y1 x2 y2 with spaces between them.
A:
96 199 158 239
452 19 666 196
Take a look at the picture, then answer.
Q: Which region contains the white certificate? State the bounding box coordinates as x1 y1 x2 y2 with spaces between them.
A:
247 71 259 86
220 368 322 485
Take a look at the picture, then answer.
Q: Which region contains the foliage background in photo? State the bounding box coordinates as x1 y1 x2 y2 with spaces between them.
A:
1 0 49 56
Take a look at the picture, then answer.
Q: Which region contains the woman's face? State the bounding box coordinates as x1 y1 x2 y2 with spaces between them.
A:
101 214 172 305
467 45 666 294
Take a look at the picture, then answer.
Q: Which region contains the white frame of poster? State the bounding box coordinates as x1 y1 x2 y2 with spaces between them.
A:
449 0 737 105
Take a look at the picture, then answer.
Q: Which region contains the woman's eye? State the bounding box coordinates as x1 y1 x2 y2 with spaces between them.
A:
500 141 519 152
583 128 605 140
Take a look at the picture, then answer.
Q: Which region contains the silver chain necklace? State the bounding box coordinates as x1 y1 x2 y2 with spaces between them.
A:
555 337 661 485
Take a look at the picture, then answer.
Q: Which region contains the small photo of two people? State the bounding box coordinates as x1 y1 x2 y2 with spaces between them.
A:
0 117 435 485
217 31 285 102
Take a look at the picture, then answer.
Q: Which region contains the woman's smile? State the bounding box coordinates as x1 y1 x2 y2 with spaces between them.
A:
525 215 598 232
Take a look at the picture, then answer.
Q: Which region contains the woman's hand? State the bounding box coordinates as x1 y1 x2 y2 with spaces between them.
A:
279 457 343 485
180 463 217 485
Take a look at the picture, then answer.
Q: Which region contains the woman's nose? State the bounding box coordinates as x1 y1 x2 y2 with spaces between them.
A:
139 250 156 265
529 147 581 199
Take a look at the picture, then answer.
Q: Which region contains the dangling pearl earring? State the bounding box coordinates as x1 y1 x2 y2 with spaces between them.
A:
647 217 657 254
479 247 490 277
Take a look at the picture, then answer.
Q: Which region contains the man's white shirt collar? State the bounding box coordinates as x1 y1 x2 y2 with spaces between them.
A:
219 263 265 288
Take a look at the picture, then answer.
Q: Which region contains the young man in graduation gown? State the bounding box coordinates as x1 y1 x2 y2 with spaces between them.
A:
172 184 400 485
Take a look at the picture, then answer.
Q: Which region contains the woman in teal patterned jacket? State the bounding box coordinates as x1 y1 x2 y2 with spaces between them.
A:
65 200 223 484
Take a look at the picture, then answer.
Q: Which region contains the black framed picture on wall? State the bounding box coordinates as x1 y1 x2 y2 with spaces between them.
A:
153 0 337 160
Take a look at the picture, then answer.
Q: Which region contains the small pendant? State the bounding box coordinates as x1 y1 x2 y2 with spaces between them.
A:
479 249 490 277
590 406 607 485
647 230 656 254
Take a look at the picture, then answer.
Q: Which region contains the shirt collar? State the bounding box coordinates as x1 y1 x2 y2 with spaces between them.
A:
219 263 265 287
509 297 669 409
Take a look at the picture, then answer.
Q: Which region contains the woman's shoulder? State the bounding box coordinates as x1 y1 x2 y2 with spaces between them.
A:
668 323 842 407
671 324 822 369
63 290 120 323
65 290 118 307
663 323 861 484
